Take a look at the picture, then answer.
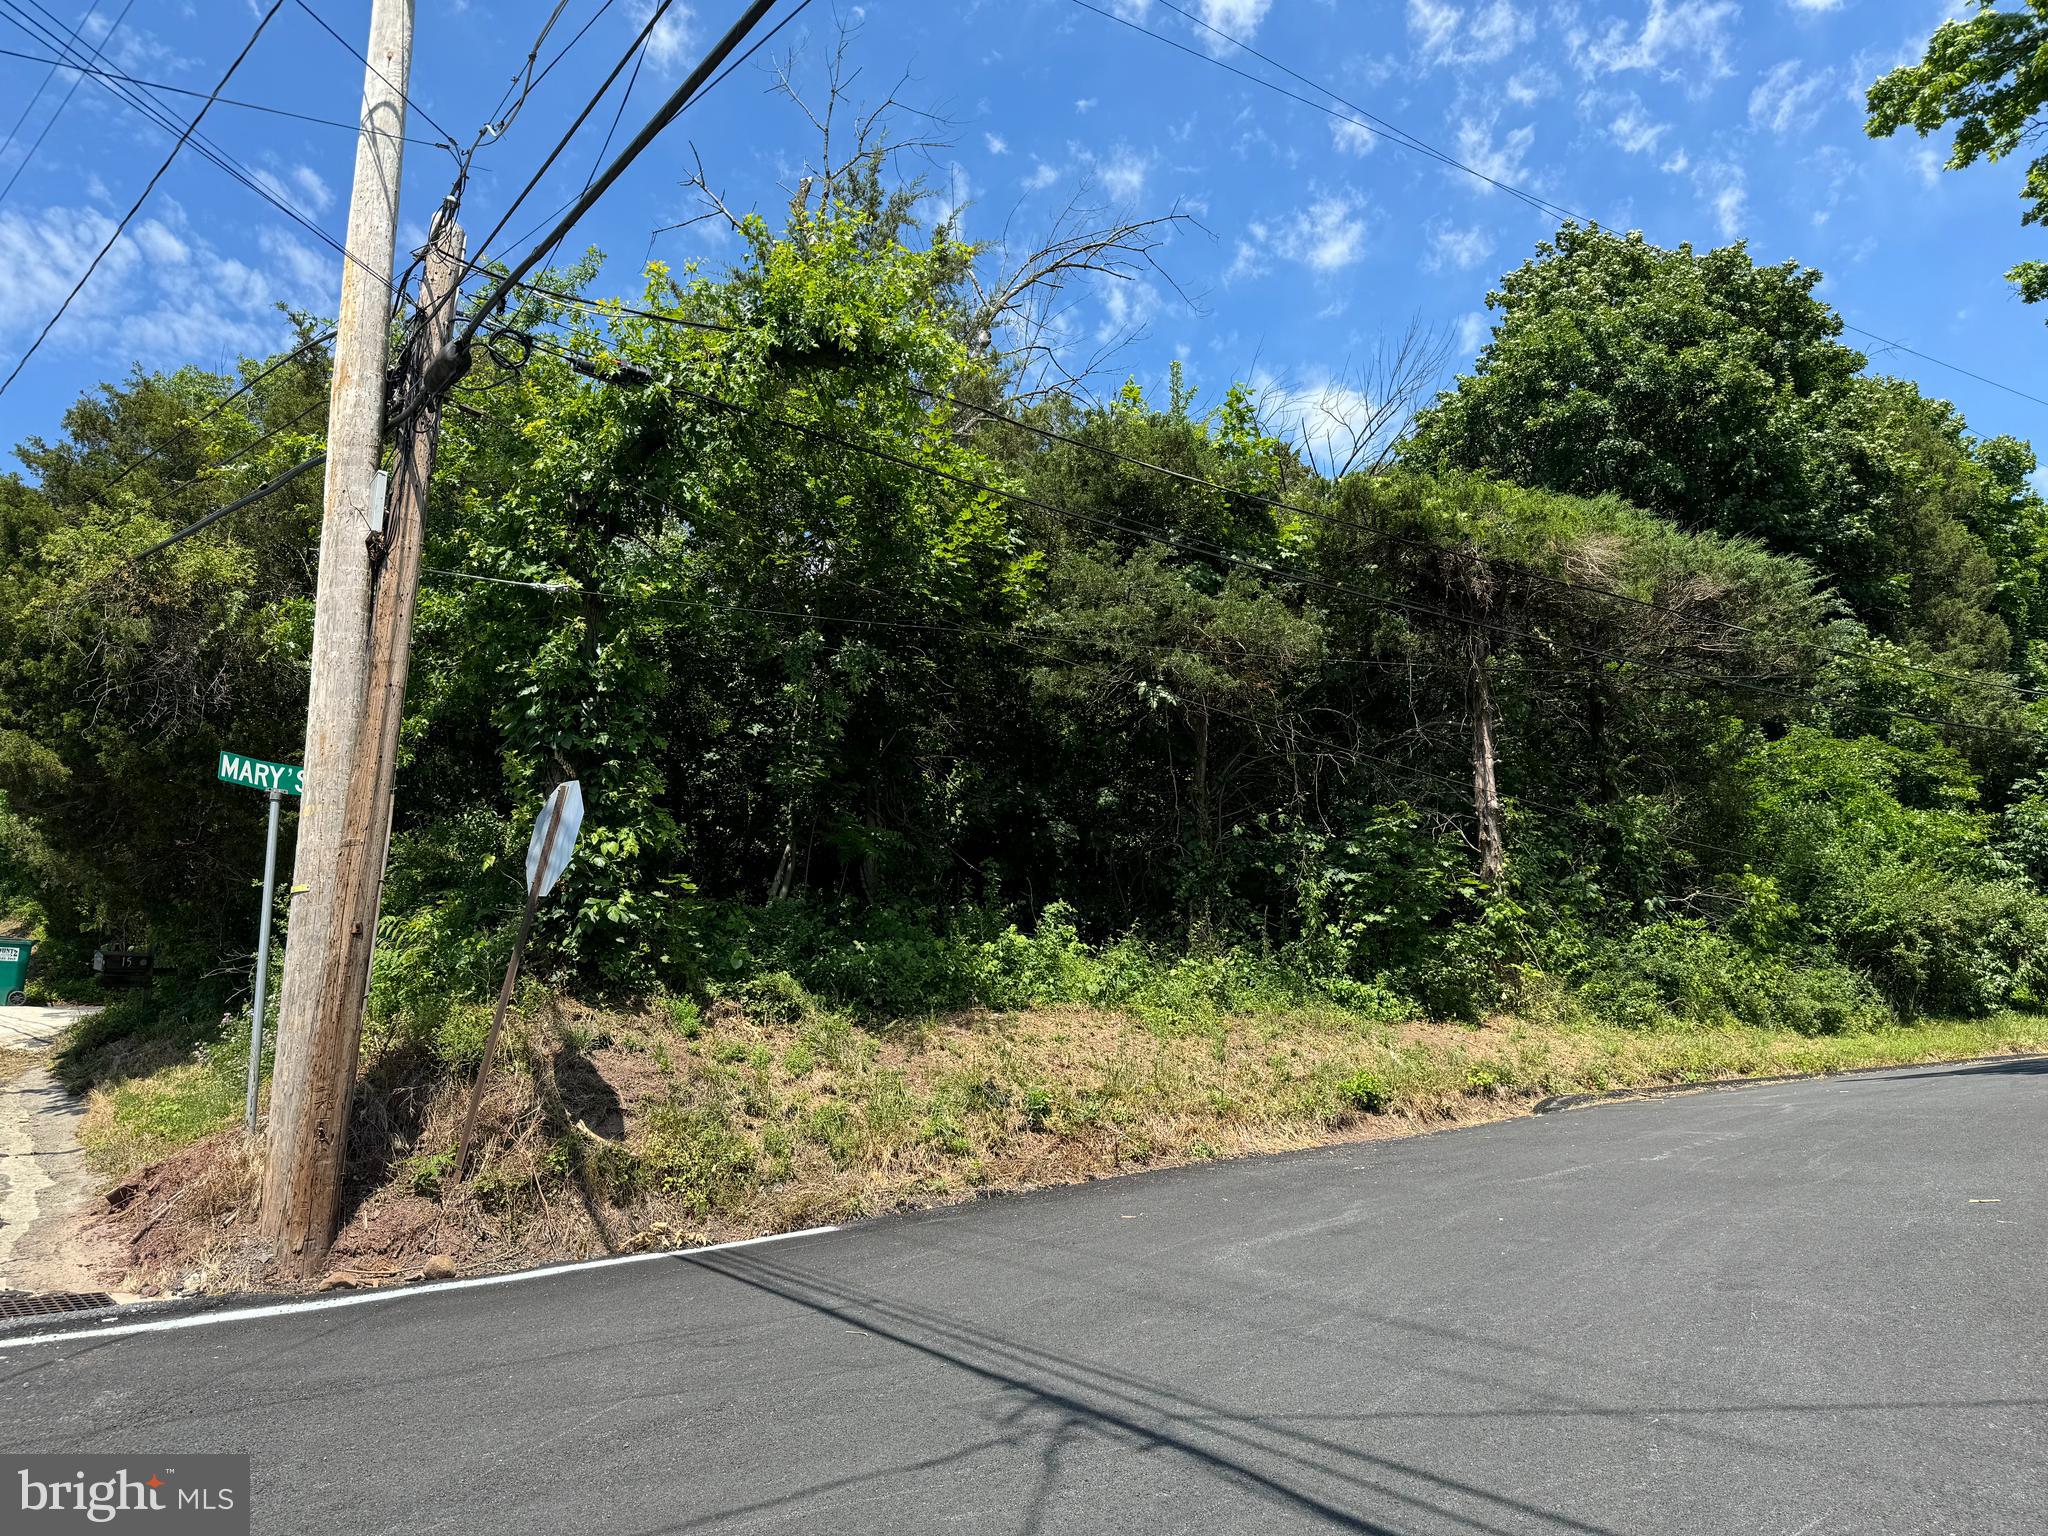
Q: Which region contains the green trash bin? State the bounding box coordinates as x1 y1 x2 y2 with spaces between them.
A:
0 937 30 1006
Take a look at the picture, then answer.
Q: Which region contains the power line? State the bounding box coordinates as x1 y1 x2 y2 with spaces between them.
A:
0 0 284 400
1070 0 2048 417
123 449 327 564
536 12 652 274
491 0 809 265
452 0 801 361
0 42 443 144
463 0 687 271
0 0 129 209
290 0 456 150
471 0 574 153
0 0 91 172
527 0 624 101
1074 0 1580 225
0 0 407 304
71 340 333 511
1842 323 2048 412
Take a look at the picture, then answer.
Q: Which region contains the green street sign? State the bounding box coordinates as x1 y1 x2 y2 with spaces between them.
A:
217 749 302 797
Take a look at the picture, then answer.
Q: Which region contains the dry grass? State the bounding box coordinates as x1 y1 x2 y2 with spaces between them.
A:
0 1043 46 1084
73 996 2048 1295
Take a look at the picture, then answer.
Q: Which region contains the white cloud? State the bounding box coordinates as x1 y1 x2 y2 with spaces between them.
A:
1075 98 1098 114
1409 0 1534 67
1248 368 1390 474
1693 159 1747 238
1505 66 1558 105
1022 159 1060 191
984 132 1009 156
131 218 188 266
1912 146 1944 187
1097 276 1162 342
1081 142 1152 203
1274 192 1369 271
1785 0 1841 10
1191 0 1275 51
289 164 334 215
1748 60 1835 135
1585 91 1670 154
1567 0 1737 88
1457 311 1491 354
0 202 320 376
1226 222 1271 281
258 228 334 293
1453 111 1535 188
1426 223 1495 272
633 1 695 69
1226 193 1370 280
1331 118 1378 155
1660 148 1691 174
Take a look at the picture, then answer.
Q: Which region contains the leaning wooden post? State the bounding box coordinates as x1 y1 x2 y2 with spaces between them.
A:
450 788 571 1182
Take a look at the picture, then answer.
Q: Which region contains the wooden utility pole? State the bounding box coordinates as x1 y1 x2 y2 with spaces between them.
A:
259 0 419 1263
261 213 467 1269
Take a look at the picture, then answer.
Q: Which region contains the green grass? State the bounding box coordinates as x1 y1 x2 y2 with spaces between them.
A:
68 989 2048 1199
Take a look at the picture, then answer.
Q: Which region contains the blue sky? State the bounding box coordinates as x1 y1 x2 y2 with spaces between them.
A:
1 0 2043 479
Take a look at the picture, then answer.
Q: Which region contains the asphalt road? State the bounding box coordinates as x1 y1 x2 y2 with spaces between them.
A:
3 1058 2044 1534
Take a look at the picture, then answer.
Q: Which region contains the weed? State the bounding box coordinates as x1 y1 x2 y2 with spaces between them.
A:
1339 1068 1392 1114
665 996 704 1039
1020 1086 1056 1131
405 1150 455 1199
805 1101 862 1167
636 1101 757 1215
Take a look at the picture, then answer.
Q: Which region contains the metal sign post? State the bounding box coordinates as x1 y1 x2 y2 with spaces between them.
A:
219 750 301 1133
451 781 584 1182
247 790 283 1134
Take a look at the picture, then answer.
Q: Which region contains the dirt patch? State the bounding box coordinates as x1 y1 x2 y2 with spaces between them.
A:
90 1134 257 1290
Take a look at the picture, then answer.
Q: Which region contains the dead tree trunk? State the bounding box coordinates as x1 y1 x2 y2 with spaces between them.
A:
1463 556 1506 886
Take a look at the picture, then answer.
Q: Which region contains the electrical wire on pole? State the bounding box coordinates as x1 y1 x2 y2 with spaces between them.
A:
0 43 443 142
0 0 417 303
0 0 284 400
0 0 132 208
441 0 788 380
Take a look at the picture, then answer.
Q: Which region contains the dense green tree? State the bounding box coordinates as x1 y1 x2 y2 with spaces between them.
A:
1403 225 2048 669
0 330 330 964
5 193 2047 1032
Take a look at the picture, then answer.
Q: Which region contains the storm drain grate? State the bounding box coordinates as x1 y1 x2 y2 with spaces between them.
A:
0 1290 115 1320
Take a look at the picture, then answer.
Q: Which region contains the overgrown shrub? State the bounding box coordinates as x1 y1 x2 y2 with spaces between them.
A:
1573 920 1888 1035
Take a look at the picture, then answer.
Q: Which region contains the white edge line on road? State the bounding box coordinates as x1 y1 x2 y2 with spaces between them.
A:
0 1225 841 1350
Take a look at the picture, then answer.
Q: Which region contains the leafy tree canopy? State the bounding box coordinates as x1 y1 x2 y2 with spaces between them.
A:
1865 0 2048 307
1402 225 2048 670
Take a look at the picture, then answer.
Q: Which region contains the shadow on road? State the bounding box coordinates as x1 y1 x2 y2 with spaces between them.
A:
653 1251 1631 1536
629 1245 2048 1536
1875 1057 2048 1082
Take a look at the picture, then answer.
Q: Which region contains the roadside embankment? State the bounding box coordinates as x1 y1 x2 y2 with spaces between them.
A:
53 985 2048 1295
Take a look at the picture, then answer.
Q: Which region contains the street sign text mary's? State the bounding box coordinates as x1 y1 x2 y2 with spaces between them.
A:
217 750 302 797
